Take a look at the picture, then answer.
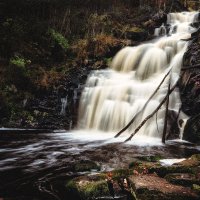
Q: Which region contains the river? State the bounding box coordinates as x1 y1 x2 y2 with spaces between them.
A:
0 131 200 200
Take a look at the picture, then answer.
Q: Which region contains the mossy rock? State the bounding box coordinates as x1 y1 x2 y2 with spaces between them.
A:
65 175 110 200
112 169 132 180
183 115 200 144
192 184 200 194
165 173 199 187
129 27 145 33
129 174 199 200
74 160 100 172
191 154 200 162
129 161 141 169
136 155 163 162
148 165 195 178
80 180 110 199
65 180 81 200
125 27 147 41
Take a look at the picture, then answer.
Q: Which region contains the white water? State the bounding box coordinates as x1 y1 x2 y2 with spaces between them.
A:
60 96 68 115
160 158 186 166
77 12 199 143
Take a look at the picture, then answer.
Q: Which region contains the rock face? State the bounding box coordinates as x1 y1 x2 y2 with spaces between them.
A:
180 28 200 143
129 174 199 200
183 114 200 143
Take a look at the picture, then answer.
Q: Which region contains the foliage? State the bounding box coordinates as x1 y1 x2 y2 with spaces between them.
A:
49 29 69 51
193 184 200 193
80 180 109 200
9 56 27 68
86 13 112 37
129 27 145 33
73 34 124 61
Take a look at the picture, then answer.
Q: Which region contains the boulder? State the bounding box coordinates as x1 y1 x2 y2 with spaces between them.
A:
165 173 199 187
183 114 200 143
129 174 199 200
125 27 148 41
65 173 134 200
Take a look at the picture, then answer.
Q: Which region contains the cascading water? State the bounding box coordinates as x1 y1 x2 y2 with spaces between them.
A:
77 12 199 142
60 96 68 116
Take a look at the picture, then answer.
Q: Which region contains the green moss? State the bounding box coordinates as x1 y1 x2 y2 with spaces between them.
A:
191 154 200 161
49 29 69 51
74 160 100 172
129 27 145 33
80 180 109 200
66 177 110 200
65 180 81 200
129 161 142 169
104 57 112 66
137 155 163 162
149 165 195 178
10 56 27 68
165 173 197 187
192 184 200 192
112 169 131 180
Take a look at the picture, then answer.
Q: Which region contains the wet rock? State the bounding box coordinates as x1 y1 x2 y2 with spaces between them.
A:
183 114 200 143
166 110 180 140
180 27 200 144
129 174 199 200
134 155 163 163
192 184 200 194
144 11 167 35
65 175 111 200
65 172 136 200
74 160 100 172
125 27 147 41
129 154 200 178
165 173 199 187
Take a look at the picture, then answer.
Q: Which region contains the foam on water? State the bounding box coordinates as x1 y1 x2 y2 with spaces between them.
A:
160 158 186 166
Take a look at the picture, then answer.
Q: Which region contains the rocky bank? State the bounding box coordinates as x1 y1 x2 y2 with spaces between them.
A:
64 154 200 200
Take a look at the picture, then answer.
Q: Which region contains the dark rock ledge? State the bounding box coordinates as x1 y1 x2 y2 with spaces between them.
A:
64 154 200 200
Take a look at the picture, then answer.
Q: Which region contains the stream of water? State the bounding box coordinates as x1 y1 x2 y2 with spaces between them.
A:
0 131 200 200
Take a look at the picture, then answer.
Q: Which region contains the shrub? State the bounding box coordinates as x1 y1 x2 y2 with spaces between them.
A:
72 34 124 61
10 56 26 68
49 29 69 51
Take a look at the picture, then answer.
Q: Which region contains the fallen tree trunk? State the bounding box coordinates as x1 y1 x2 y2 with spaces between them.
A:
124 80 178 142
115 68 172 138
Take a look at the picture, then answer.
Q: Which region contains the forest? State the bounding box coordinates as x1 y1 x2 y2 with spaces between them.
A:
0 0 195 129
0 1 200 200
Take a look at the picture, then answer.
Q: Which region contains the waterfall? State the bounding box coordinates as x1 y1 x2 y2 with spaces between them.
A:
77 12 198 140
60 96 68 116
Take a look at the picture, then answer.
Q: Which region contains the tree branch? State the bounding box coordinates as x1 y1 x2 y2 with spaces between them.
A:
124 80 178 142
114 68 172 138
